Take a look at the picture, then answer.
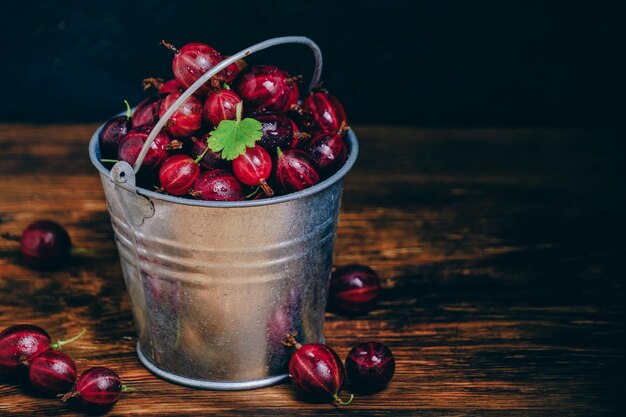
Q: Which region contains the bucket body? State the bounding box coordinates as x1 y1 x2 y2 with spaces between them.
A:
89 127 358 390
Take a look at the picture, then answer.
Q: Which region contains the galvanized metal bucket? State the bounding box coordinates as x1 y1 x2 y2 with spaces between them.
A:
88 37 358 390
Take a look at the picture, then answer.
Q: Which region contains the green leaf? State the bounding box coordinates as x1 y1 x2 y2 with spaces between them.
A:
207 102 262 160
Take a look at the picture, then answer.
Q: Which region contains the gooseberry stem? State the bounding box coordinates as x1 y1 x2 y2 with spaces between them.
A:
259 180 274 197
333 393 354 406
123 99 132 119
70 247 96 255
338 121 350 136
161 40 179 54
121 385 134 392
282 332 302 350
19 355 30 367
245 186 261 199
51 328 86 350
235 101 243 123
166 140 184 151
59 391 78 402
194 138 211 164
142 77 164 91
100 159 119 163
70 247 96 256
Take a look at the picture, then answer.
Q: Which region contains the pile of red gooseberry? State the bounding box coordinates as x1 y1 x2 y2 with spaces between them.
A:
99 40 351 200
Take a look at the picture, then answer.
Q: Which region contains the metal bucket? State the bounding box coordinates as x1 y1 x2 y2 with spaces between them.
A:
88 37 358 390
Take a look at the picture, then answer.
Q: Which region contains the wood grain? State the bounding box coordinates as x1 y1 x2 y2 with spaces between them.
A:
0 124 624 416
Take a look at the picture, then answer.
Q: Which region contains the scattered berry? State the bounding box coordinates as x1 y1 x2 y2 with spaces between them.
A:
28 350 77 395
284 334 353 405
20 221 71 268
329 264 381 314
0 325 52 374
345 342 395 392
61 367 128 409
0 325 84 374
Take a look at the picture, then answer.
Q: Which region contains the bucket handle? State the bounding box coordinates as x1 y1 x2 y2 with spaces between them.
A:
129 36 323 174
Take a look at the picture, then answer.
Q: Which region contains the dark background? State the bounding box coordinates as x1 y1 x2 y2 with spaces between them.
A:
0 1 623 127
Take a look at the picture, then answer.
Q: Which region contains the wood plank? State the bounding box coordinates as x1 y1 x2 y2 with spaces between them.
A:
0 124 623 416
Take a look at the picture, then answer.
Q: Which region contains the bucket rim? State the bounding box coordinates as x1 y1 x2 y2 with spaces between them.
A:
89 118 358 208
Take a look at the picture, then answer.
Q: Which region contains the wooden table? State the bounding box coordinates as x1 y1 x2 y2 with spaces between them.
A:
0 124 623 416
